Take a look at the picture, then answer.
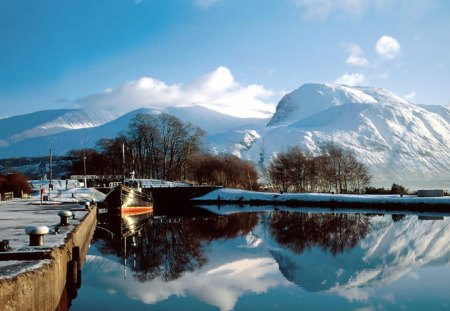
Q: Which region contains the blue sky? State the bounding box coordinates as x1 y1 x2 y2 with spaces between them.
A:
1 0 449 117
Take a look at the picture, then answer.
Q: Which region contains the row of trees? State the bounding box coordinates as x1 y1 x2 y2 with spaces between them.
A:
188 154 259 189
267 145 371 193
70 113 260 189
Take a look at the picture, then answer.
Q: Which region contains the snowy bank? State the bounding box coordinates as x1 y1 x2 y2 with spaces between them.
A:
192 188 450 211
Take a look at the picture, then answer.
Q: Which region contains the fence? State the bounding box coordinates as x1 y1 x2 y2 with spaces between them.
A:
0 192 14 201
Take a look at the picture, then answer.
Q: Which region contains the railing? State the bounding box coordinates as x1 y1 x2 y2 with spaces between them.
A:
0 192 14 201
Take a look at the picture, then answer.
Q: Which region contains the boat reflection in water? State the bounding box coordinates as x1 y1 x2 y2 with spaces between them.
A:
90 205 256 282
72 207 450 311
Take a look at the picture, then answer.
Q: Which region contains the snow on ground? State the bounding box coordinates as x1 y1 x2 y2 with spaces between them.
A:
0 187 101 279
194 188 450 205
0 198 89 253
29 180 106 203
0 259 51 280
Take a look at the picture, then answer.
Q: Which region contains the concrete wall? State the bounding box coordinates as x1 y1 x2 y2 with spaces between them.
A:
0 207 97 311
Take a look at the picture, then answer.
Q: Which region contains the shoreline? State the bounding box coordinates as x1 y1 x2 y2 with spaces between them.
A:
191 188 450 213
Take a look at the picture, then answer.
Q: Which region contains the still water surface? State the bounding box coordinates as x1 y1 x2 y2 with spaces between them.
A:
71 206 450 310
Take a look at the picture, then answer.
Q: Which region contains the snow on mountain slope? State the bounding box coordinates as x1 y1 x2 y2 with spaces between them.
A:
207 128 264 158
166 106 268 136
267 83 378 127
0 107 267 158
419 104 450 124
239 83 450 188
167 105 268 158
0 109 120 147
0 109 154 157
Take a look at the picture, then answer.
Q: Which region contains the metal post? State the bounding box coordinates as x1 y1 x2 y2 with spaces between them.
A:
83 150 87 188
49 148 52 200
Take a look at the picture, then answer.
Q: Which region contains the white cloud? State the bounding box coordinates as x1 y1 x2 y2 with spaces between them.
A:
295 0 369 20
195 0 220 8
335 73 366 86
345 44 369 67
72 67 276 118
403 91 416 101
295 0 434 20
375 36 401 60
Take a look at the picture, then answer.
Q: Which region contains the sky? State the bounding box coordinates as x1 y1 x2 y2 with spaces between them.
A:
1 0 449 118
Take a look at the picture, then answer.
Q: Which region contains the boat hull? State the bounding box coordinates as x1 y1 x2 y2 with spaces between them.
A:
104 185 153 216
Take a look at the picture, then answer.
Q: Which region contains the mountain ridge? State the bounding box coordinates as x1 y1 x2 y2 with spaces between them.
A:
1 83 449 189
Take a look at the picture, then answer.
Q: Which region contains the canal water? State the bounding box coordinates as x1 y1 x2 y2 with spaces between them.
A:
70 205 450 310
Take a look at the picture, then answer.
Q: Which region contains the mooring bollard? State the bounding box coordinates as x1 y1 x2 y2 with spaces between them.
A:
84 201 90 210
58 210 73 226
0 239 10 252
25 226 49 246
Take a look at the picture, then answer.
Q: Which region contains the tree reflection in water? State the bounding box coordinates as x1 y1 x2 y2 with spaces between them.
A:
269 212 370 255
94 211 258 283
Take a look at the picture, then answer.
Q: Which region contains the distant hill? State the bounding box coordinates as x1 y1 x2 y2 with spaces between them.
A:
0 156 73 180
0 106 267 158
0 109 120 145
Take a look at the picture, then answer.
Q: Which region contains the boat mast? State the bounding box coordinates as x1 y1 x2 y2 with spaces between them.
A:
49 148 52 200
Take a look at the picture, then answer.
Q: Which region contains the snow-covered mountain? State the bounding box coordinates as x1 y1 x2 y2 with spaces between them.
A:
0 106 266 158
1 83 450 188
240 83 450 188
0 109 120 148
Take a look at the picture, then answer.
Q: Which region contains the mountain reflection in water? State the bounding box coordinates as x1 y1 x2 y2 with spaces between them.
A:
71 206 450 311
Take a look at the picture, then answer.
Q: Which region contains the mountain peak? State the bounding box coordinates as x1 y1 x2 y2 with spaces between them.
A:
267 83 411 127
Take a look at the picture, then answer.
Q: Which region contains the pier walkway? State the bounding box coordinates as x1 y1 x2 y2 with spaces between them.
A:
0 197 97 311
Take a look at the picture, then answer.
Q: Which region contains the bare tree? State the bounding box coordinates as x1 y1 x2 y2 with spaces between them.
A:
127 113 161 178
268 144 371 193
157 113 205 180
96 135 129 176
268 151 293 192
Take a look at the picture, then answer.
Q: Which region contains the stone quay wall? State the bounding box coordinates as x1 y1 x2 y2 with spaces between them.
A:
0 206 97 311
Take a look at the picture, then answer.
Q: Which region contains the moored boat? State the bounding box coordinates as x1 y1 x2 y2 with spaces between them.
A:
103 184 153 216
